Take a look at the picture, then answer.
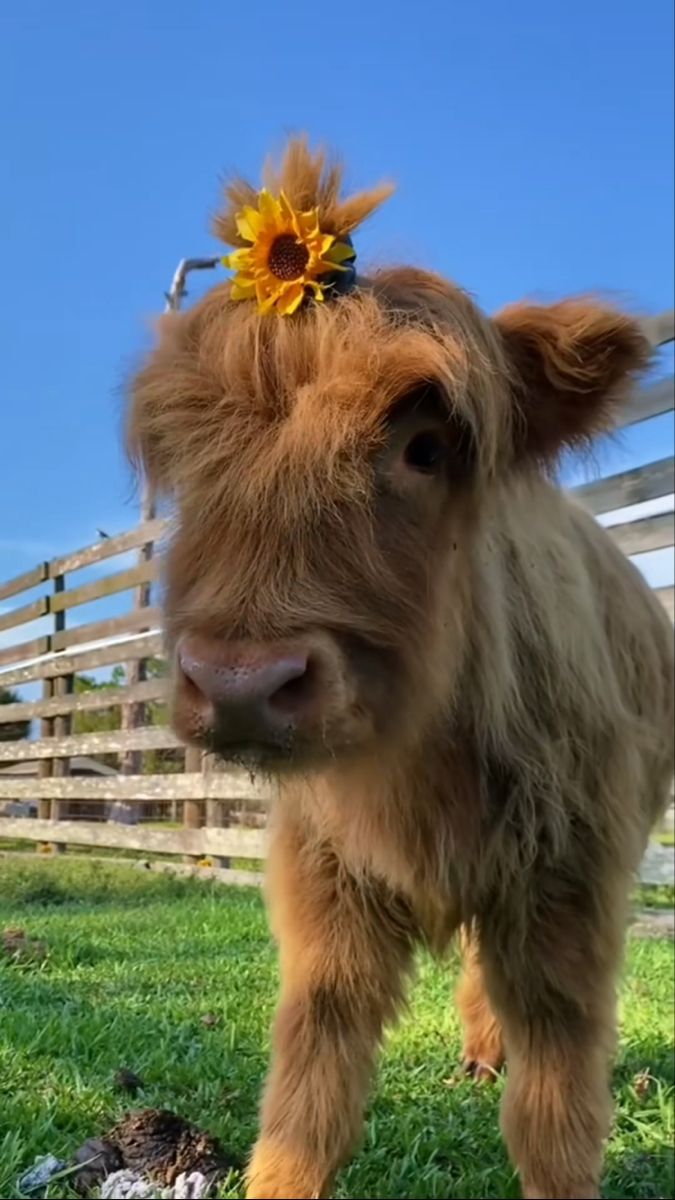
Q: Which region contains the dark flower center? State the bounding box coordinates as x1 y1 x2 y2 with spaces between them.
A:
268 234 310 281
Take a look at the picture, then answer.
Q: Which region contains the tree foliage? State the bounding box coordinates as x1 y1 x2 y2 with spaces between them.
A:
0 686 30 742
72 659 181 773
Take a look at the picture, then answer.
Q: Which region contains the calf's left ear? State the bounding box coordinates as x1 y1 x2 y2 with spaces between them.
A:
493 299 652 463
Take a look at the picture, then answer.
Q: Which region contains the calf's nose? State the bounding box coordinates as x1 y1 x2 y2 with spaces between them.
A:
177 636 310 744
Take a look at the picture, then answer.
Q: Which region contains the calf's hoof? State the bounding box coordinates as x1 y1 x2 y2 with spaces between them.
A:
246 1139 328 1199
460 1055 503 1083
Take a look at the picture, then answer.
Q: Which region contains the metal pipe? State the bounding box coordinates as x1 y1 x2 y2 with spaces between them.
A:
164 256 220 313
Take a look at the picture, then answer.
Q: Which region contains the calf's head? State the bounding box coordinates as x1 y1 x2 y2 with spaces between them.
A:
127 139 649 771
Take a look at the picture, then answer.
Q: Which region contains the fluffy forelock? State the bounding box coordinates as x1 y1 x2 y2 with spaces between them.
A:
128 267 514 526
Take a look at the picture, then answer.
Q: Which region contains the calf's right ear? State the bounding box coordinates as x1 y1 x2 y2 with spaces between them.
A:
493 298 651 464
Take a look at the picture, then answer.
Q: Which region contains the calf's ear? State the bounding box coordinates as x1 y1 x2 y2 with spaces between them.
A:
493 299 651 463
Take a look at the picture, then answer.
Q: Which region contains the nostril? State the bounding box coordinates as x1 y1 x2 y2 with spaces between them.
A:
178 651 217 705
267 657 315 716
177 639 312 718
178 662 216 724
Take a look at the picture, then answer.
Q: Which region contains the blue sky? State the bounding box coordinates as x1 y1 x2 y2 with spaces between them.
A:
0 0 673 602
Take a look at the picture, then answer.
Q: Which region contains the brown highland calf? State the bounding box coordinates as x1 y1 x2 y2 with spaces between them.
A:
127 140 674 1199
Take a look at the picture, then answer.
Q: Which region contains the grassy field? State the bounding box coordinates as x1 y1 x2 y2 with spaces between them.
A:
0 860 673 1200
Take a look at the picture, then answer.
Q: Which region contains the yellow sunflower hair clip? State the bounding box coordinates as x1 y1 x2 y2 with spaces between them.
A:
223 189 356 316
214 138 394 317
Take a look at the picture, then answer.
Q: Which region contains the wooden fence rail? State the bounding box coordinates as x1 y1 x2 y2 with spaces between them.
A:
0 817 267 861
0 770 273 801
0 310 673 881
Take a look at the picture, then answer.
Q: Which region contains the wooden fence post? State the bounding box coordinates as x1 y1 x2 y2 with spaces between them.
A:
37 678 54 824
38 572 70 850
52 574 71 849
183 745 203 863
204 754 231 869
120 498 156 820
33 562 52 830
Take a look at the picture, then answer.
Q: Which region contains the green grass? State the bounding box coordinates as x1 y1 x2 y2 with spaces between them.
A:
634 883 675 911
0 860 673 1200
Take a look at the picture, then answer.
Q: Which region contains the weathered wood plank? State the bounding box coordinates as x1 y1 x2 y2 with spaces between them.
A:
657 586 674 622
47 574 69 825
182 746 205 860
50 672 71 822
0 817 268 859
0 850 265 885
71 849 675 892
92 857 265 886
0 824 664 887
0 725 181 762
121 497 157 778
0 635 50 669
50 561 159 614
607 511 675 556
0 771 272 803
50 519 169 576
136 860 265 886
51 607 162 652
0 678 167 725
640 842 675 887
642 310 675 348
618 376 675 428
0 601 158 665
574 458 675 516
0 633 163 688
658 803 675 837
37 677 54 821
0 562 48 604
0 596 49 635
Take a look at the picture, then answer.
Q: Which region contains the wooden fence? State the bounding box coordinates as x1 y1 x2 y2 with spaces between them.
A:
0 311 673 883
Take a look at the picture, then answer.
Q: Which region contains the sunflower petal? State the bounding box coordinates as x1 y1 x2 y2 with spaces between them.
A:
315 233 335 256
325 240 356 264
236 206 263 242
315 257 347 275
296 206 321 240
258 189 282 224
257 294 277 315
230 279 256 300
279 191 296 220
278 193 302 240
256 279 284 314
305 280 326 302
276 282 306 316
228 248 254 270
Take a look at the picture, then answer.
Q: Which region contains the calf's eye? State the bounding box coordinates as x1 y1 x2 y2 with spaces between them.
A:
403 431 446 475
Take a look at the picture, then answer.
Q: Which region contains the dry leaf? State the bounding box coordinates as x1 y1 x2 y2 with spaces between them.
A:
2 927 47 962
633 1069 653 1100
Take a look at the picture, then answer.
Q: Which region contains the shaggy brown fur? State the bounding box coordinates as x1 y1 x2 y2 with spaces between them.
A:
127 139 674 1200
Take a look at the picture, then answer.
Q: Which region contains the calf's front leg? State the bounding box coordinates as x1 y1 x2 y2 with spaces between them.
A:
481 871 628 1200
246 819 417 1200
